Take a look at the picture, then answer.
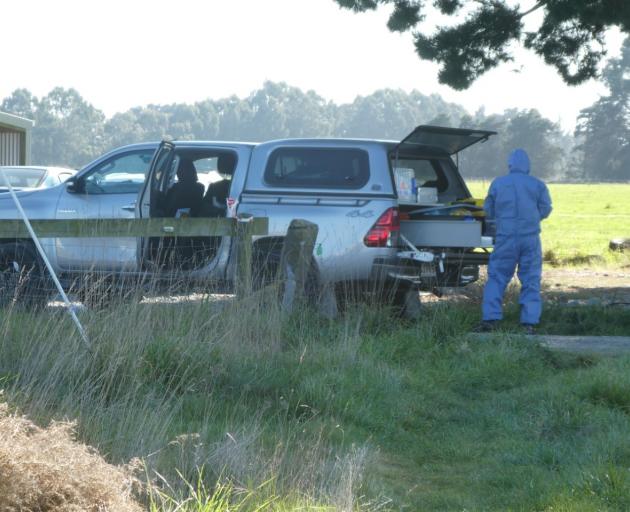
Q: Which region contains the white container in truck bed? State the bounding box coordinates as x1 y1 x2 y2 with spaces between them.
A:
400 217 482 248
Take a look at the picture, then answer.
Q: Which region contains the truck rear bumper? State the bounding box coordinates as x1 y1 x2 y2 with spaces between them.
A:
371 250 490 290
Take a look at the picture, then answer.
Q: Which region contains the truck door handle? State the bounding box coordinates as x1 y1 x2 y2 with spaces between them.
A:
121 203 136 212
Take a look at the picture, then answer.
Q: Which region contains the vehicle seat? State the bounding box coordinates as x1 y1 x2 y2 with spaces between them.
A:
163 159 204 217
199 153 236 217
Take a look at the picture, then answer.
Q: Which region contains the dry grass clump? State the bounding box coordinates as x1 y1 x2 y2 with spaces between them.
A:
0 402 142 512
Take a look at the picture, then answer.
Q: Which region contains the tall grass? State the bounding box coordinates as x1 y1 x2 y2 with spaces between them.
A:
1 247 630 508
0 280 379 510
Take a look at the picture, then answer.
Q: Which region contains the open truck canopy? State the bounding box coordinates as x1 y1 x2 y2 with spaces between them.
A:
396 125 497 155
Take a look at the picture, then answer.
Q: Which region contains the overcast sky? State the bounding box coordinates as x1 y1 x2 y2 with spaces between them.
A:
3 0 625 132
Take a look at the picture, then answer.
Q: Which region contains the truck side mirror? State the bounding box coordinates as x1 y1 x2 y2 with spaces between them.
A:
66 176 86 194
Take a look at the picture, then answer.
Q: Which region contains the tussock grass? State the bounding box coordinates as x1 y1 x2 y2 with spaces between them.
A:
0 401 141 511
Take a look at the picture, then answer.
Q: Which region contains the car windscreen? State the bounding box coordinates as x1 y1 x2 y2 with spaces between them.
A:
0 168 46 188
264 148 370 189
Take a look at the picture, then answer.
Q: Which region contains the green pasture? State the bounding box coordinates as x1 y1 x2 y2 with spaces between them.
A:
467 182 630 266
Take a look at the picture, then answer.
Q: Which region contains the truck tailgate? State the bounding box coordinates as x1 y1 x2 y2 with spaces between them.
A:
400 217 490 248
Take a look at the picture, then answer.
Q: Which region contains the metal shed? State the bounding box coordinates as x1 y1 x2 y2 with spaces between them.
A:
0 111 34 165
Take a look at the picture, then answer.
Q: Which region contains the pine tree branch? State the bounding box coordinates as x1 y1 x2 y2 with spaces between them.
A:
519 0 547 19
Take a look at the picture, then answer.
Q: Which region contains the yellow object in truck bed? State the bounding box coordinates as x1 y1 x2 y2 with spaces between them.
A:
450 197 486 217
457 197 485 207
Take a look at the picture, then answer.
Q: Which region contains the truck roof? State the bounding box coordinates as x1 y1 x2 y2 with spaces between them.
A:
172 140 257 149
255 137 451 157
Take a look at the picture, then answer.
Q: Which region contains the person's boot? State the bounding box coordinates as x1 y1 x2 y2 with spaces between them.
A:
473 320 498 333
521 323 536 335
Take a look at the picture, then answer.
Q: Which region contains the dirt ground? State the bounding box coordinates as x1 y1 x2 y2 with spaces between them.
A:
439 266 630 307
51 266 629 311
542 267 630 303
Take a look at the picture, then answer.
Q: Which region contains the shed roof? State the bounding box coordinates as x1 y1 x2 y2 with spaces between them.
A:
0 111 34 131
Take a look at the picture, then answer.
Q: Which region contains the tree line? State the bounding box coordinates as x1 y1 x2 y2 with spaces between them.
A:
1 38 627 181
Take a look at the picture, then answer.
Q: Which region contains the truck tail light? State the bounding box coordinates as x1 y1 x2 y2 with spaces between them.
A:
364 207 400 247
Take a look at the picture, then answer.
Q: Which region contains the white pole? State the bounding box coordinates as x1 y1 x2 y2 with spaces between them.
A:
0 168 91 349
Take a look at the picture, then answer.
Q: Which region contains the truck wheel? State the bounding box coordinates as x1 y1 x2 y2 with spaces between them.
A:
380 283 422 319
397 286 422 319
610 238 630 252
252 247 282 290
0 242 50 309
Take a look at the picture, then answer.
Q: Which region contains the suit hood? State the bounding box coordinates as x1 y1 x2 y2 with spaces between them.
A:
508 149 530 174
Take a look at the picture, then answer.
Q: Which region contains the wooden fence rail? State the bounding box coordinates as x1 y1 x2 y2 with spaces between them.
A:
0 216 333 314
0 217 269 300
0 217 268 239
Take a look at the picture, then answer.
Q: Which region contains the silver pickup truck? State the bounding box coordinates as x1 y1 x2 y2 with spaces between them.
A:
0 125 495 312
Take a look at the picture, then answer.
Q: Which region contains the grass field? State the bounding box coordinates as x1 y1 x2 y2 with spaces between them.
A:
2 300 630 510
1 183 629 510
468 182 630 266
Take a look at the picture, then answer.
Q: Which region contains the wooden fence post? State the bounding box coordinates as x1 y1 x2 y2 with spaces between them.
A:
235 215 254 299
278 219 319 313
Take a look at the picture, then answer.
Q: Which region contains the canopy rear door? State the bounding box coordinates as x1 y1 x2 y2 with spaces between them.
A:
397 125 496 155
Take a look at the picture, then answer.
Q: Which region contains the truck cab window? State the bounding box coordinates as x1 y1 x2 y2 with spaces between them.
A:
264 148 370 189
84 151 153 195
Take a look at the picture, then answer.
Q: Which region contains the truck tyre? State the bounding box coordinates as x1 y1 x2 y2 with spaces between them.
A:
397 286 422 319
610 238 630 252
379 283 422 319
253 243 322 311
0 242 50 309
252 243 282 290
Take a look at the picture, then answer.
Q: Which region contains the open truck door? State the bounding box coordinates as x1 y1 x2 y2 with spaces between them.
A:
136 140 246 274
136 140 175 268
